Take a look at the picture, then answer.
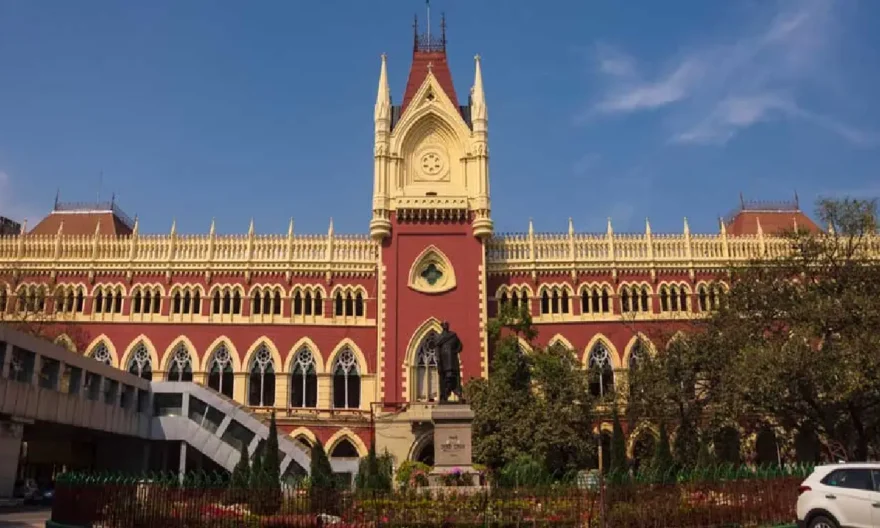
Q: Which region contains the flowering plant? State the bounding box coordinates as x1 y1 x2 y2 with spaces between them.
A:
440 467 472 487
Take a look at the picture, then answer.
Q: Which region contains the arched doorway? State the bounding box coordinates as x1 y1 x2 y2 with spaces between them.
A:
631 431 657 473
713 427 741 465
413 441 434 466
794 427 821 464
755 428 779 466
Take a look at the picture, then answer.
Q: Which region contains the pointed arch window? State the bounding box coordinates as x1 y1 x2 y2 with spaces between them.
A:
232 291 242 314
133 290 143 314
252 291 262 314
629 340 646 371
293 291 303 315
90 342 112 365
248 344 275 407
167 343 194 382
273 291 282 315
414 330 439 402
313 292 322 316
345 293 354 316
94 291 104 314
262 291 271 315
290 347 317 408
332 348 360 409
127 342 153 381
330 438 359 458
355 293 364 317
144 290 153 313
620 289 630 313
588 342 615 398
207 344 234 398
75 289 85 312
335 293 344 316
640 287 650 312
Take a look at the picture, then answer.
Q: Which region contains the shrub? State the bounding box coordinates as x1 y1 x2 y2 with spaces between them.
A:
395 460 431 489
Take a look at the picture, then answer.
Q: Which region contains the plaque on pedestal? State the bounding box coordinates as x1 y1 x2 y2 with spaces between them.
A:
428 404 481 487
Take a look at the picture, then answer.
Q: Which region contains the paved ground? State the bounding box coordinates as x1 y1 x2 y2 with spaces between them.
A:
0 506 51 528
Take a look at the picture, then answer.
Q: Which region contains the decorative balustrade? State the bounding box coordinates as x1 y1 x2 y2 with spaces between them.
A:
2 219 879 277
0 230 380 274
486 218 880 274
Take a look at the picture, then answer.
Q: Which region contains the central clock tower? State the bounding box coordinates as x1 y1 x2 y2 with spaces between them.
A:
370 19 491 405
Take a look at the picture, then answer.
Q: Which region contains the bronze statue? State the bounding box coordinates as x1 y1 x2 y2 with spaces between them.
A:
435 321 463 403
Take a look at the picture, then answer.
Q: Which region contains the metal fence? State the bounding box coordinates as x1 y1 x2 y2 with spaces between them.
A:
50 465 811 527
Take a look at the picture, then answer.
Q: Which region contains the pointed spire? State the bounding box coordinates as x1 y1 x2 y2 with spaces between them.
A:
287 218 295 237
719 217 727 235
793 216 799 233
132 216 139 235
94 219 101 236
470 54 487 123
54 189 60 210
528 218 534 236
209 218 216 236
374 54 391 122
568 217 574 236
248 218 255 236
328 217 334 236
170 219 176 235
683 217 690 235
756 217 764 237
645 217 652 236
828 221 835 235
606 217 613 235
57 221 64 235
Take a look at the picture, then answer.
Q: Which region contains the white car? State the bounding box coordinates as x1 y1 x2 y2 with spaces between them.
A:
796 463 880 528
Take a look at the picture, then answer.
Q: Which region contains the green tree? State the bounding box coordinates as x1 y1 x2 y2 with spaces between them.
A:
355 445 392 491
249 443 264 487
230 443 251 491
651 422 674 478
468 303 594 477
309 440 336 490
609 407 627 474
260 412 283 513
707 198 880 461
308 440 338 514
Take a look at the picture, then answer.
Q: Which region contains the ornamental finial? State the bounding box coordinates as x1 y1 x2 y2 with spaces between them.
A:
645 217 652 235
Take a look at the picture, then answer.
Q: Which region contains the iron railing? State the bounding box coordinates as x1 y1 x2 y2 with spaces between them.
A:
51 465 811 527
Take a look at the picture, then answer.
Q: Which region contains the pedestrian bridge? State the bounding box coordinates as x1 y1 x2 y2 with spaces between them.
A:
0 326 356 497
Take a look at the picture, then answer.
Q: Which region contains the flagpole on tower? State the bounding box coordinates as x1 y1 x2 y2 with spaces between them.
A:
426 0 431 43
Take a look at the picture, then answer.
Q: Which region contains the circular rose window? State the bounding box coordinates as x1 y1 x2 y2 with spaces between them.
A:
417 150 447 181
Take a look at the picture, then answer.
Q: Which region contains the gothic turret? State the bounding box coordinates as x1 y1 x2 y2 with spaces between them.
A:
370 15 493 240
370 53 393 239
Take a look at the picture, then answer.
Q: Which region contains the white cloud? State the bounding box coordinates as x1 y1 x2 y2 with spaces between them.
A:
673 93 797 145
595 44 638 79
588 0 879 148
595 60 703 114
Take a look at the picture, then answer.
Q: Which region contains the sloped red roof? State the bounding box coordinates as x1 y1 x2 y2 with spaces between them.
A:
727 210 820 236
401 50 459 116
29 211 133 236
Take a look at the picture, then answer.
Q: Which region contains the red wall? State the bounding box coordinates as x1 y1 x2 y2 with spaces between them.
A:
381 213 484 402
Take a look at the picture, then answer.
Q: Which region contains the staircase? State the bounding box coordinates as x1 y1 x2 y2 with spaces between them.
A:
150 382 313 479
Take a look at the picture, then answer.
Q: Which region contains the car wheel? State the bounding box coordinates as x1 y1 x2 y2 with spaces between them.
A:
809 515 838 528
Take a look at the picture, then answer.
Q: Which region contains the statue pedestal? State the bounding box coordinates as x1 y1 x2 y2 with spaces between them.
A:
428 404 481 487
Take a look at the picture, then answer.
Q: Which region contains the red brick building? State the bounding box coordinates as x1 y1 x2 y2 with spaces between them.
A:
0 22 820 467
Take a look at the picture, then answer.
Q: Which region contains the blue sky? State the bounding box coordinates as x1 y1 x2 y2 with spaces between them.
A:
1 0 879 235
